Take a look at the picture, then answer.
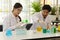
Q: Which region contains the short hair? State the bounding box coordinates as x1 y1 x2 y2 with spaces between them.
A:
14 3 23 8
42 5 51 12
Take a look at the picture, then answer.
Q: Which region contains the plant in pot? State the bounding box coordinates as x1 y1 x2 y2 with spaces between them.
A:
59 7 60 15
50 7 57 15
51 7 60 25
32 2 42 14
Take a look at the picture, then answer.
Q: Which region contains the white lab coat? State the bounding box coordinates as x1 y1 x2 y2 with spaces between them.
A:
30 11 52 30
3 13 25 31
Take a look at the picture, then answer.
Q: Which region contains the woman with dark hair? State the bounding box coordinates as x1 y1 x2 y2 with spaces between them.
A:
12 3 22 21
3 3 24 31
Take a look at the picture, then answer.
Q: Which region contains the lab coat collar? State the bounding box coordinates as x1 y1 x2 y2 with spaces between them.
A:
40 11 49 22
10 12 18 19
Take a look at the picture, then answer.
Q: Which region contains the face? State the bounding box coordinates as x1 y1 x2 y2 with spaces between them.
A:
13 7 22 17
42 10 49 18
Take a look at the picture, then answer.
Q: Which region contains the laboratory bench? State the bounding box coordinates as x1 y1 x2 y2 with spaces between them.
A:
0 30 60 40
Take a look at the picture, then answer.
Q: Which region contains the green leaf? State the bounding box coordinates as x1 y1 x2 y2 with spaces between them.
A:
32 2 41 13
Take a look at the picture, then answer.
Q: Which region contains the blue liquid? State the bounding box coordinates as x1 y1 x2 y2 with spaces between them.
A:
47 30 50 33
16 29 27 35
6 29 12 37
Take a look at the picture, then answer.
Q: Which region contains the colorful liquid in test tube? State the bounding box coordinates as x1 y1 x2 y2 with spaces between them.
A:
51 26 56 33
6 29 12 37
36 26 42 32
58 25 60 31
22 19 29 23
43 28 47 33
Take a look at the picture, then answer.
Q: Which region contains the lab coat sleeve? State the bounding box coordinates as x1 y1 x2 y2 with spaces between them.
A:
3 17 26 31
3 17 11 31
46 16 52 28
8 22 26 30
31 13 39 23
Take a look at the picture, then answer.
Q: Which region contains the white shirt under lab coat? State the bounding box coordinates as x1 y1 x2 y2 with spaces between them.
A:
3 13 25 31
30 11 52 30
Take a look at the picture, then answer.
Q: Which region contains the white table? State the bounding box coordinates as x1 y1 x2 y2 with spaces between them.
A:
0 30 60 40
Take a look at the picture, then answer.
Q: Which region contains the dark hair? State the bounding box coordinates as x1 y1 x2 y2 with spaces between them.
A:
14 3 23 8
18 16 21 22
42 5 51 12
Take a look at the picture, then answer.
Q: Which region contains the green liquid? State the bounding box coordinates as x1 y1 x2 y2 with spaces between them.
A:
54 28 56 33
22 19 29 23
43 29 47 33
51 27 56 33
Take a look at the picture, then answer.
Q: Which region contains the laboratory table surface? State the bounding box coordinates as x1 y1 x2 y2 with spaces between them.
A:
0 30 60 40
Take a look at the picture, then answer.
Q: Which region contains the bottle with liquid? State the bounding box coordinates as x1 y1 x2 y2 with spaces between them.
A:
42 26 47 33
47 23 52 33
6 29 12 37
22 19 29 23
36 26 42 32
51 23 56 33
57 23 60 32
43 28 47 33
16 26 27 35
42 22 47 33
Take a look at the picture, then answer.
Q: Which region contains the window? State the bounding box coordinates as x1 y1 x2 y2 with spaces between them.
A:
0 0 10 24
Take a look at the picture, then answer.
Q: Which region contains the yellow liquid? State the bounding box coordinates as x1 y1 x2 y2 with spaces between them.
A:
58 25 60 31
36 26 42 32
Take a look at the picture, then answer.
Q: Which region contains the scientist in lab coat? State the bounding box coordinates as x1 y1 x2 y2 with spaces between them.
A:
31 5 52 30
3 3 25 31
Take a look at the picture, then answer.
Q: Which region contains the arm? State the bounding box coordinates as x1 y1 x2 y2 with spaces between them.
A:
3 17 11 31
3 17 26 31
